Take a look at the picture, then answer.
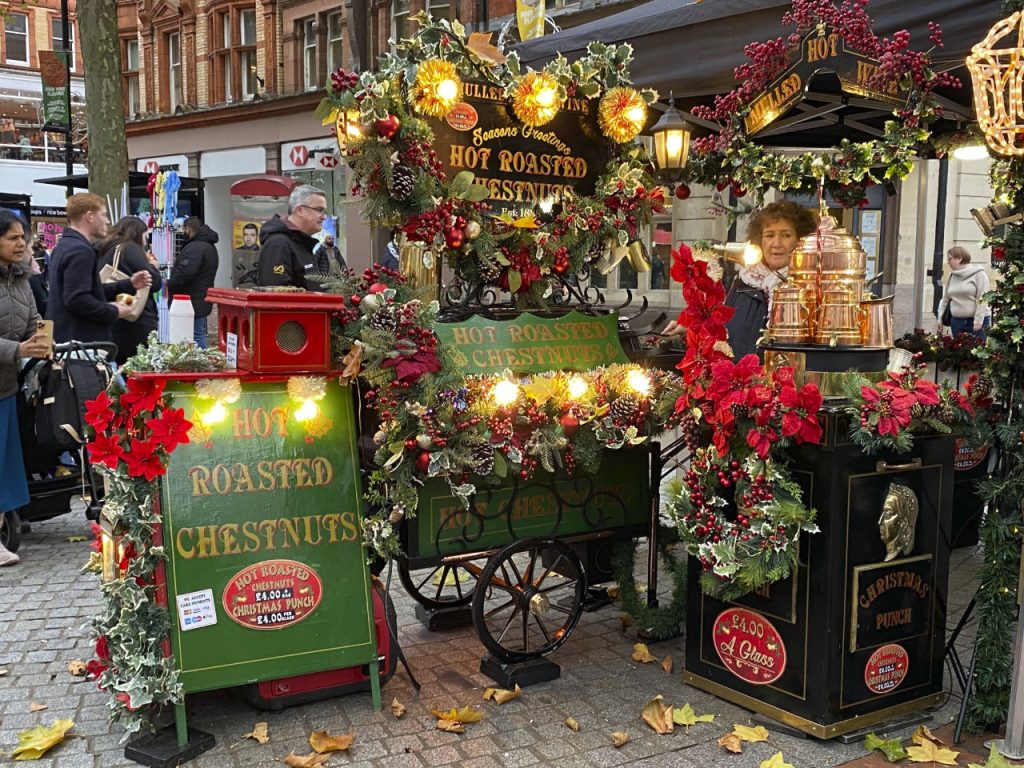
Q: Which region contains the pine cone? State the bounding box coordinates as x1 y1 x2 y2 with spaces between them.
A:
938 399 956 422
478 256 501 284
390 164 416 200
609 394 640 424
471 444 495 475
910 402 924 419
368 306 397 333
974 374 993 396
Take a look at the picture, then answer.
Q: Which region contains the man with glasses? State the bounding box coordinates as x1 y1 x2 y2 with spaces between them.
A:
256 185 327 289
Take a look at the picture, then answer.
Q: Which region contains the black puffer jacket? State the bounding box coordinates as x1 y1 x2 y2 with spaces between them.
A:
256 215 316 289
168 225 219 317
0 260 39 399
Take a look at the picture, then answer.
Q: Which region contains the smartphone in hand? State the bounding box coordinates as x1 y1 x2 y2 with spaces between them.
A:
36 319 54 351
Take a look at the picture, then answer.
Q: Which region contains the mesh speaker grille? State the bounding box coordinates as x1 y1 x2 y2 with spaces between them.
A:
276 320 307 352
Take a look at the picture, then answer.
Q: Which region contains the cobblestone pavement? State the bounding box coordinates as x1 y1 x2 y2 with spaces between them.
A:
0 504 982 768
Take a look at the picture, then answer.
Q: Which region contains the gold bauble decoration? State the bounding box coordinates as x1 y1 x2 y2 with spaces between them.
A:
967 12 1024 156
598 87 647 143
511 72 563 127
465 221 481 240
412 59 463 118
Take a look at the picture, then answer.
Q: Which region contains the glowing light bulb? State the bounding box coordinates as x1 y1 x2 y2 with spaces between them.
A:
294 399 319 422
953 144 989 161
437 78 459 102
743 242 763 266
567 376 589 399
201 401 227 426
626 369 651 396
666 132 684 156
535 86 556 108
626 105 646 125
492 379 520 406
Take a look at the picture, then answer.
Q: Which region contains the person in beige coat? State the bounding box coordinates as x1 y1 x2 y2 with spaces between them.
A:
937 246 991 340
0 211 52 565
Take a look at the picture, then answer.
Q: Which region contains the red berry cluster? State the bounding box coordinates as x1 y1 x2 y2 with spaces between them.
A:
329 67 359 94
401 139 446 181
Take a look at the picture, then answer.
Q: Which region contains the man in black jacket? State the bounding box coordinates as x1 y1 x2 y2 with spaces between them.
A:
168 216 219 348
256 185 326 289
46 193 152 344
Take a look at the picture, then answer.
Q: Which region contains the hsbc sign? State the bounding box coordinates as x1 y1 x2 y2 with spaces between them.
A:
281 138 338 172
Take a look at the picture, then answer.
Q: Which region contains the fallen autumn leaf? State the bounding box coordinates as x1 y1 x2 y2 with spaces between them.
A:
631 643 656 663
641 695 674 735
29 702 48 712
391 697 406 718
483 684 522 705
661 655 673 674
565 717 580 732
611 731 630 747
12 719 75 760
281 750 330 767
309 730 354 753
718 733 743 753
242 722 269 745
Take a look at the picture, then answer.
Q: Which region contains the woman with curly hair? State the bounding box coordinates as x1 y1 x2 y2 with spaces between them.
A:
726 200 817 360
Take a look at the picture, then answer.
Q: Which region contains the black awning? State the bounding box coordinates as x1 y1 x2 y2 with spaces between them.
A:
35 171 206 191
516 0 1005 104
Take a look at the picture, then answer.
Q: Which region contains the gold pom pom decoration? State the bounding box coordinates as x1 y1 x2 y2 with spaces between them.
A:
412 59 463 118
598 87 647 143
511 71 563 127
194 378 242 403
287 376 328 403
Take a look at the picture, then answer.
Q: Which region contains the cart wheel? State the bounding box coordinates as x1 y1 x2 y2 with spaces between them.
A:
398 559 479 610
472 538 585 663
1 509 23 553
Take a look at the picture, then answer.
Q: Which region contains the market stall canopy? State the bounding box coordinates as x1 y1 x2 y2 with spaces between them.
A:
516 0 1005 104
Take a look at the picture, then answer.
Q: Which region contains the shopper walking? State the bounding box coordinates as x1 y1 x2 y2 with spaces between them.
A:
937 246 991 340
0 211 51 565
168 216 219 348
46 194 152 344
256 185 326 289
98 217 162 364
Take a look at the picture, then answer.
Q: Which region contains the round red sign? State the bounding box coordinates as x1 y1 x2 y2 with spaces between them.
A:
864 643 909 694
954 437 988 471
712 608 787 685
222 559 323 631
446 102 479 131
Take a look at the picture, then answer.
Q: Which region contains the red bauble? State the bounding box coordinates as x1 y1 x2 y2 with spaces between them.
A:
374 114 401 139
415 451 431 474
368 282 388 294
715 180 729 192
553 258 570 275
994 247 1006 261
731 181 746 198
674 183 691 200
444 227 465 249
350 294 361 305
560 413 579 437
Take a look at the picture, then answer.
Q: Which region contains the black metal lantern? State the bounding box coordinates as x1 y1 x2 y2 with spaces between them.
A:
650 93 694 181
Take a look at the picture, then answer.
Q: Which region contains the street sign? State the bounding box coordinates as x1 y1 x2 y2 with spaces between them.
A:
318 154 339 169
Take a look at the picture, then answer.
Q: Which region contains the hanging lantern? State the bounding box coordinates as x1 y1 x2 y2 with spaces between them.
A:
598 87 647 143
511 71 563 127
649 92 694 181
412 59 463 118
99 511 129 584
335 109 363 152
967 13 1024 156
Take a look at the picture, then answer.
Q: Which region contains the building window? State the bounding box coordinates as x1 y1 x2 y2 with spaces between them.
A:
51 18 75 72
391 0 412 43
5 13 29 66
240 9 258 98
427 1 450 20
123 39 140 116
302 18 317 91
327 12 343 73
168 32 182 111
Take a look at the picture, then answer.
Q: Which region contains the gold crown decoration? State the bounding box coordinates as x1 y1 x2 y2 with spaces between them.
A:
967 12 1024 156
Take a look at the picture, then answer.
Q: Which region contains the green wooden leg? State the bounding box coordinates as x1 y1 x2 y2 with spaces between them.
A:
368 658 382 712
175 701 188 747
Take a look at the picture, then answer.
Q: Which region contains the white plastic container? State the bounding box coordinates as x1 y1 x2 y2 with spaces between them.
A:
168 294 195 344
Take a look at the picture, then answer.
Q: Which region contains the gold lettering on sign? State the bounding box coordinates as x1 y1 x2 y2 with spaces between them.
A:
805 32 839 63
745 73 803 134
188 458 334 496
175 511 360 560
858 570 930 608
875 607 913 630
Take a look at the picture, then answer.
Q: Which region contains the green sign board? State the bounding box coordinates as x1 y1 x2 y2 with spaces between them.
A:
434 311 629 376
406 449 650 563
39 50 69 129
159 378 378 695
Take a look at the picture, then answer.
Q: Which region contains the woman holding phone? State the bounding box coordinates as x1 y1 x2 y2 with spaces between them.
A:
0 211 51 565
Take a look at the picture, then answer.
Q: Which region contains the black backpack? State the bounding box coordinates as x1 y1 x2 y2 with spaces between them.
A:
32 352 113 452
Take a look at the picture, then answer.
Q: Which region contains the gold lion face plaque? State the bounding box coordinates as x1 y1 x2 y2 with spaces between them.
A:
878 483 919 562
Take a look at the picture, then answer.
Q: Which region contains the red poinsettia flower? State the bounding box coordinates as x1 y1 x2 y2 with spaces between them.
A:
381 348 443 385
87 432 125 470
861 386 913 437
118 541 137 573
120 378 165 416
780 384 824 444
746 425 778 458
84 390 115 432
772 367 796 387
115 692 139 712
670 243 694 283
146 407 192 452
86 658 108 681
707 355 762 401
123 438 166 481
910 378 941 406
96 635 110 661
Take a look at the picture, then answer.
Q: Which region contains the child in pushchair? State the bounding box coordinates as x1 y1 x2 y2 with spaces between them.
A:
1 342 116 553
